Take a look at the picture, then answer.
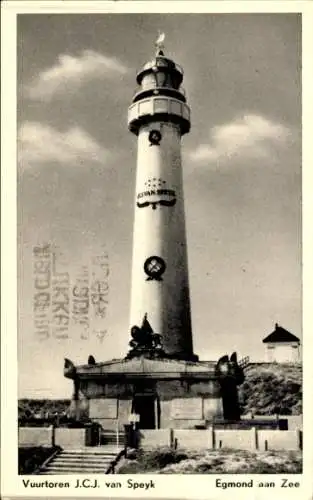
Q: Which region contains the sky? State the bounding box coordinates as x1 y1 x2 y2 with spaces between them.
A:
17 13 301 398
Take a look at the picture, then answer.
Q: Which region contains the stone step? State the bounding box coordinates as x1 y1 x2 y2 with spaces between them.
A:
40 468 105 474
101 434 125 439
101 441 121 445
101 438 125 441
101 436 125 440
53 455 114 462
52 455 113 462
57 454 117 460
45 460 112 471
50 459 112 467
101 431 125 434
44 460 112 468
60 449 121 455
58 452 117 458
101 436 122 440
38 447 124 475
101 433 125 436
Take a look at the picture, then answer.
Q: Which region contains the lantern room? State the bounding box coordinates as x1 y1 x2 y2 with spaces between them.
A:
133 50 186 103
128 41 190 136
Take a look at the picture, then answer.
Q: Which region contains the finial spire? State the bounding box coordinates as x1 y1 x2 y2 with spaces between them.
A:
155 31 165 54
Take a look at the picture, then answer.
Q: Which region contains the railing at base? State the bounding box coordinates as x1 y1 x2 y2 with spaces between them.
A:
106 449 126 474
116 421 119 451
33 446 62 474
238 356 250 370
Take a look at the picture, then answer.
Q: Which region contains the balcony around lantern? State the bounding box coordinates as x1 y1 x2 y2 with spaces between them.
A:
132 85 186 104
128 95 191 136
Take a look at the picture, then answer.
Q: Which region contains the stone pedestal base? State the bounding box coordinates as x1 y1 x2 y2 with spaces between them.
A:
65 357 224 430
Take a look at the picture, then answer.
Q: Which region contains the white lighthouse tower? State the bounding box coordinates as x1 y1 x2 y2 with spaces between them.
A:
63 36 245 430
128 36 197 361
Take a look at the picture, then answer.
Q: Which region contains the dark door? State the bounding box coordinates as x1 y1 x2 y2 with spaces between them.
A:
132 395 156 429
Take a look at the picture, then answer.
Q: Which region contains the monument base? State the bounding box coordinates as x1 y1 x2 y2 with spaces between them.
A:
65 356 224 430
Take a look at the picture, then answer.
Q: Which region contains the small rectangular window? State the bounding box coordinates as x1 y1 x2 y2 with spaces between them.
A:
139 100 152 115
171 100 182 115
154 99 168 114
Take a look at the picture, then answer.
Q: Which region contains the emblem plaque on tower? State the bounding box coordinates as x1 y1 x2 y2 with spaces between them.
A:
144 256 166 281
148 129 162 146
136 177 176 210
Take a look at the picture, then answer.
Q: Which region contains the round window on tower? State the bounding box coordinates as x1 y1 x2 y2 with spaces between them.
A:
149 130 162 145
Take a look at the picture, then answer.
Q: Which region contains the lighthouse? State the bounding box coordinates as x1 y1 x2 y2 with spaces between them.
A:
128 36 196 361
64 36 246 431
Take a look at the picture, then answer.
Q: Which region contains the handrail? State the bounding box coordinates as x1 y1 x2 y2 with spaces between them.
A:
33 446 61 475
105 448 126 474
116 421 119 450
238 356 250 369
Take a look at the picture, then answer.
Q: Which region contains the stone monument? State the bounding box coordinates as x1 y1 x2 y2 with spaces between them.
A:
64 38 246 430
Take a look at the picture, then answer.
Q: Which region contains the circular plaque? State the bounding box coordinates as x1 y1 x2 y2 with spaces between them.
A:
148 129 162 145
144 256 166 280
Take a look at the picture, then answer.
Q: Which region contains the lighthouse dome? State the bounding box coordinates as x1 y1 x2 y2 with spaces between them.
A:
136 52 184 90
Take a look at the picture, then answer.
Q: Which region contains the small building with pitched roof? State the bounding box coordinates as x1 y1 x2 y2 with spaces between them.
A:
262 323 300 363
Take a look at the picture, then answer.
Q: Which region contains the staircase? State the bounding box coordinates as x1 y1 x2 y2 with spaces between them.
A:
100 429 125 446
38 447 124 474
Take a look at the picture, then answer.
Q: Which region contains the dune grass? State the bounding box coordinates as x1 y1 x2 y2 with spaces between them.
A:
117 447 302 474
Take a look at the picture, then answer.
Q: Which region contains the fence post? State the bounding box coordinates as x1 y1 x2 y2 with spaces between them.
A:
170 428 174 449
116 420 119 451
297 430 302 450
208 426 214 449
252 427 258 450
51 424 55 447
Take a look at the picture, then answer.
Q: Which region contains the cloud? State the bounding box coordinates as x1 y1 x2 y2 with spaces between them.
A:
18 121 109 169
24 50 129 102
189 114 291 164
